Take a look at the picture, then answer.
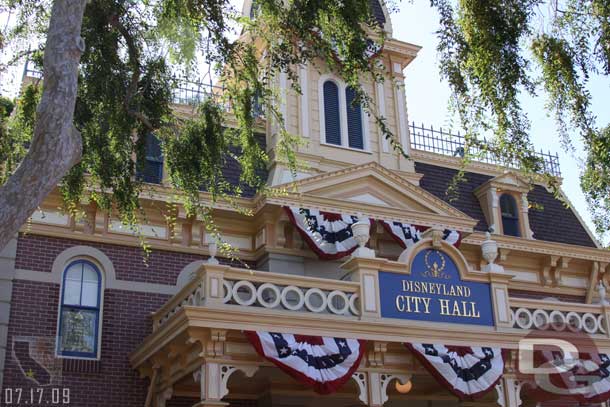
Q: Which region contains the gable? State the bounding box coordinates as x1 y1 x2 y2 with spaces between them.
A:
270 162 478 231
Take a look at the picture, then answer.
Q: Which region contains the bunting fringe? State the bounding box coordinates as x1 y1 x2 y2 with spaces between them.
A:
406 343 505 400
245 331 365 394
380 220 461 248
285 207 371 260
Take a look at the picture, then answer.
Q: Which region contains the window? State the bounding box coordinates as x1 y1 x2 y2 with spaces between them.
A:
320 78 367 150
345 87 363 149
500 194 520 237
57 261 102 359
138 133 163 184
323 81 342 145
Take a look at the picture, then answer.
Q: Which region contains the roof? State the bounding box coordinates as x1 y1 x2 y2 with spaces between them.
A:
414 162 597 248
370 0 386 26
212 134 268 198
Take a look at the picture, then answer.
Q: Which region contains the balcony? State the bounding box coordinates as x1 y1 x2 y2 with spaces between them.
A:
409 122 562 177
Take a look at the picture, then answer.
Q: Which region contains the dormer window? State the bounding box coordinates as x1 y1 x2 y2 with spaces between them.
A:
319 76 368 151
474 172 534 239
500 194 520 237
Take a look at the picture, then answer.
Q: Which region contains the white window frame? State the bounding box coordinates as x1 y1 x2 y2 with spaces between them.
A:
318 74 370 152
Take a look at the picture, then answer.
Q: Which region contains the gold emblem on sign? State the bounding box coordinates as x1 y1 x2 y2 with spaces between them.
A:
422 250 450 279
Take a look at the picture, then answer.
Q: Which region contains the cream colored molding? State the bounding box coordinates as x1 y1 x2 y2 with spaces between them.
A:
393 79 410 155
130 305 610 371
268 161 476 226
464 232 610 263
299 64 310 139
376 79 389 154
16 244 178 295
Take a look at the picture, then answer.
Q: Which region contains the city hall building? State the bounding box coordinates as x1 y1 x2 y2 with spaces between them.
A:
2 1 610 406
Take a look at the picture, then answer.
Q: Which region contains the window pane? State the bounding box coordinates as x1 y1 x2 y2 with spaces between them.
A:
81 282 99 307
345 87 363 149
503 218 521 237
63 280 82 306
59 308 97 355
323 81 341 145
82 264 99 283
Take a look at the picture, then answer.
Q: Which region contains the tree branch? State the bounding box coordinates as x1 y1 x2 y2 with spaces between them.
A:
0 0 87 250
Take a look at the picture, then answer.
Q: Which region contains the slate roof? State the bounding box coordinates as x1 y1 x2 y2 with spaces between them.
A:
414 162 597 248
214 134 268 198
370 0 386 26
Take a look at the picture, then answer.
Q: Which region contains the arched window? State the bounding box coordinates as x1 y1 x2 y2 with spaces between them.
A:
500 194 520 237
323 80 342 146
138 133 163 184
57 260 102 359
345 87 363 149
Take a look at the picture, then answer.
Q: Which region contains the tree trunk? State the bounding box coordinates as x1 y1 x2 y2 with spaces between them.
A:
0 0 87 251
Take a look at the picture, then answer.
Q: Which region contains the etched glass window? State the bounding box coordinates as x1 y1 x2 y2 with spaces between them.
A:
58 261 101 359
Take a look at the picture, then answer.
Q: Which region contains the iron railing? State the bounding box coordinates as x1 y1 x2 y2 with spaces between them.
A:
409 122 562 177
172 80 225 107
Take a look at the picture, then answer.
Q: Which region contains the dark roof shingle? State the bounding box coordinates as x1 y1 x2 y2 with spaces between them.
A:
414 162 597 248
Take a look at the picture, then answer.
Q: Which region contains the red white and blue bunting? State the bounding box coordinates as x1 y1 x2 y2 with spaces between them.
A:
406 343 505 400
285 207 371 260
381 220 462 249
245 331 366 394
529 350 610 403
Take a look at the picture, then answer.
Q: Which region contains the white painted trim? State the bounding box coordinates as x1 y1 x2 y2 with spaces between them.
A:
318 74 370 152
377 80 389 153
16 268 177 295
279 71 288 130
299 65 310 138
394 80 410 154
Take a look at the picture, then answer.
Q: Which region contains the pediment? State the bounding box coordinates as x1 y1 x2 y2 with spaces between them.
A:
478 171 531 193
271 162 477 230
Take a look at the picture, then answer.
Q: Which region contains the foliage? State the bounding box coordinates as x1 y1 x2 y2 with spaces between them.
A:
0 0 392 256
431 0 610 240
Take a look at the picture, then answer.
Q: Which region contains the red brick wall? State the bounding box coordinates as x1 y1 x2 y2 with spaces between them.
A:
4 233 259 407
3 279 169 407
15 233 254 285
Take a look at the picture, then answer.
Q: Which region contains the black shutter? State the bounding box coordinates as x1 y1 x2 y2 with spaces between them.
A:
323 81 342 145
346 87 364 149
138 134 163 184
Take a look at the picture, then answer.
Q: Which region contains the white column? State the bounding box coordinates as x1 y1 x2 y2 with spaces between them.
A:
392 63 410 155
299 65 309 138
279 71 288 131
376 80 389 153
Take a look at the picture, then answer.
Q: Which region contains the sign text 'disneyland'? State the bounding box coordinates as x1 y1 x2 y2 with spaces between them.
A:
379 249 494 326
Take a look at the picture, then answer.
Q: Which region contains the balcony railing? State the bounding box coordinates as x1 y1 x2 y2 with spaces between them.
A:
410 122 562 177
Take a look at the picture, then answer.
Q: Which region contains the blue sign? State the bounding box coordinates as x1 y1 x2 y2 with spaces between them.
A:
379 249 494 326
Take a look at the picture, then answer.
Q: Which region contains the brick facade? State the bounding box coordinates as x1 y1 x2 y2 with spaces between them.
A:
3 233 249 406
15 234 254 285
3 279 169 406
